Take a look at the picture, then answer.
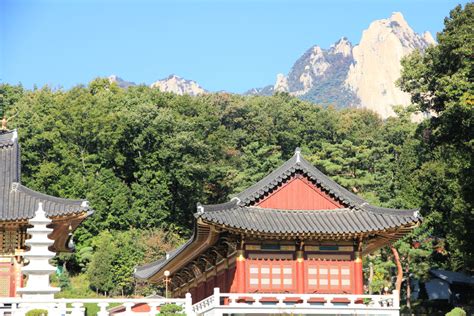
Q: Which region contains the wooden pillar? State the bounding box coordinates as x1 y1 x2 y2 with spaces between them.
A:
296 249 305 293
354 251 363 294
223 259 229 291
235 248 246 293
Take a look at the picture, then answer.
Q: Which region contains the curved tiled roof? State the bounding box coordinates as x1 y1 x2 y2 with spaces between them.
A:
0 130 91 220
199 206 419 235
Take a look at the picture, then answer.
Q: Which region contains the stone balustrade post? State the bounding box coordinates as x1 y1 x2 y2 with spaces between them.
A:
253 294 262 306
123 302 134 316
97 302 109 316
392 290 399 308
276 295 285 307
300 294 310 307
213 287 220 308
348 296 356 307
70 302 84 316
228 295 237 306
147 303 159 316
324 295 334 307
185 292 195 316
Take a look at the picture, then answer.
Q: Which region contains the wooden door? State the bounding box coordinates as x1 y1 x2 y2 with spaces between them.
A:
0 261 15 297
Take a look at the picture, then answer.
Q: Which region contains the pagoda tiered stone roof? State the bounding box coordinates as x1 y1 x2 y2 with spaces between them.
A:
0 130 91 221
135 149 421 281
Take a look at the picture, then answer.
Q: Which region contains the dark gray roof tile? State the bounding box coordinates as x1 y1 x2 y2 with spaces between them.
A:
199 207 420 235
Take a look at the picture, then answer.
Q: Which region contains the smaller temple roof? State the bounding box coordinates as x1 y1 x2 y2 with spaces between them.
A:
0 130 91 221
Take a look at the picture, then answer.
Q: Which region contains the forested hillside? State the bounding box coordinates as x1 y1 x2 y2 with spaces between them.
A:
0 3 471 305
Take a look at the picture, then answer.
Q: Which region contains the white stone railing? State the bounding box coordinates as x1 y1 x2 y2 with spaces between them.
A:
0 290 400 316
193 288 400 316
0 295 193 316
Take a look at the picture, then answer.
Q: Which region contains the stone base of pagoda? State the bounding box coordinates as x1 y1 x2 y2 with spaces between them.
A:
17 287 60 300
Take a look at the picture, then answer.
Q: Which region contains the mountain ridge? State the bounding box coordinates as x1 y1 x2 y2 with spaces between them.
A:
109 12 435 119
108 74 206 96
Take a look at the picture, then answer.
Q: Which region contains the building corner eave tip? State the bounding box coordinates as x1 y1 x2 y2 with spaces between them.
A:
12 129 18 142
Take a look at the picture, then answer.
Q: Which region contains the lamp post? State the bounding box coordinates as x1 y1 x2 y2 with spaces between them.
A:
164 270 170 299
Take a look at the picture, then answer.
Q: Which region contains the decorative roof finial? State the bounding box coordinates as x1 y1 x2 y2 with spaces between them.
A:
1 112 18 131
196 202 204 215
295 147 301 163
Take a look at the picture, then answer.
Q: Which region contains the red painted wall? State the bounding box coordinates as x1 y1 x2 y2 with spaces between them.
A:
256 175 343 210
189 258 357 301
229 259 356 294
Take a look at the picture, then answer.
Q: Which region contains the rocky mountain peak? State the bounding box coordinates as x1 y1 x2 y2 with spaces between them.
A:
108 75 136 88
389 12 410 29
330 37 353 57
274 73 289 92
343 12 435 118
250 12 435 117
150 74 206 96
269 35 356 103
423 31 436 45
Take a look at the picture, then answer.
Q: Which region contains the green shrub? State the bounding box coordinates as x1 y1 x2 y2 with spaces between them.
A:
446 307 466 316
158 303 185 315
25 309 48 316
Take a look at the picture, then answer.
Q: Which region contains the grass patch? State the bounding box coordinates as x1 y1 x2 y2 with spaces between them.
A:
52 274 131 315
55 274 99 298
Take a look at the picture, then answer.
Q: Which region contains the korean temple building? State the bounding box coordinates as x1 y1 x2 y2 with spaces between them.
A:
0 130 92 297
135 148 421 303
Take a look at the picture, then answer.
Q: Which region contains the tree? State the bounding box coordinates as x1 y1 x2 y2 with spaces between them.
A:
86 229 181 295
87 231 116 295
398 3 474 271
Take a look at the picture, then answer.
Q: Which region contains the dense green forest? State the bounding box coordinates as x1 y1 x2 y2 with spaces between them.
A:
0 2 472 309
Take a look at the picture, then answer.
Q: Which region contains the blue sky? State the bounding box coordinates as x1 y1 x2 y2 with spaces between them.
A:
0 0 468 93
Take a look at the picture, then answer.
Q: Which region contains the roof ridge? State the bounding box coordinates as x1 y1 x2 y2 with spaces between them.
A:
359 204 420 218
199 199 239 213
248 206 351 213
